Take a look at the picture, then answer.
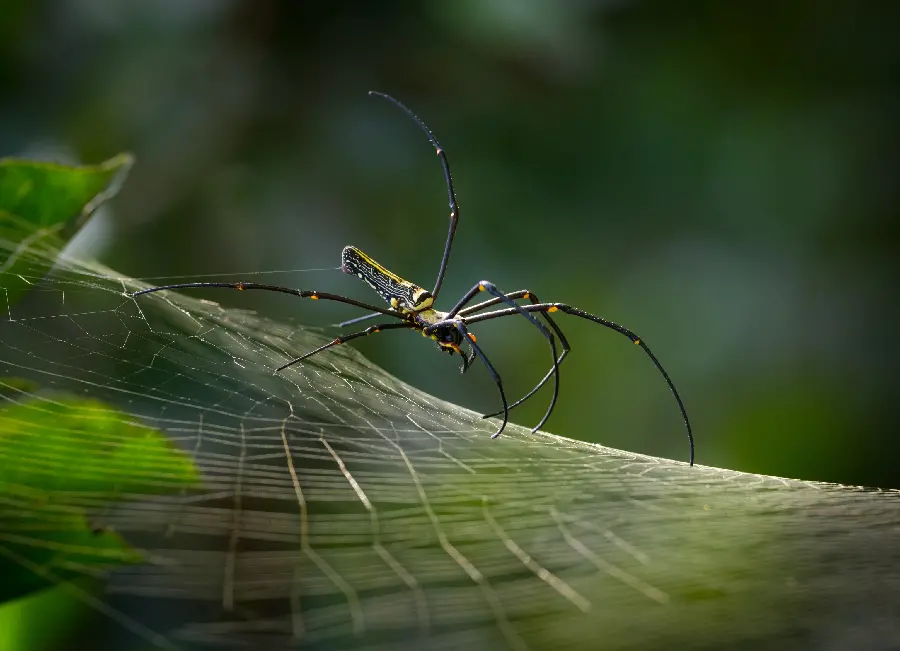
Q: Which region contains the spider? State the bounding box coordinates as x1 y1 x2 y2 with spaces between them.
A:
133 91 694 465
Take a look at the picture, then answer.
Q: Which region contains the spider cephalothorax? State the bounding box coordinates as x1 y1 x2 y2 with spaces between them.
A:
421 319 472 364
133 91 695 464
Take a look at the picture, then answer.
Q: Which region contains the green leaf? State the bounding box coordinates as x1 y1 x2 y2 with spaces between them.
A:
0 579 101 651
0 394 200 603
0 154 133 307
0 396 199 494
0 154 133 234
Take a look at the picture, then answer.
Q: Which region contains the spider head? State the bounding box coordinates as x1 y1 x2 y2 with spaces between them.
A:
427 323 463 354
432 328 477 374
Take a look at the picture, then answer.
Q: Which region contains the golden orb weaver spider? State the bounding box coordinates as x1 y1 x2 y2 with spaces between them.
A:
132 91 695 465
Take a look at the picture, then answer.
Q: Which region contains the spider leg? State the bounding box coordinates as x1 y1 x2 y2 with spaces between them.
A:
462 290 571 428
132 282 403 319
443 282 557 349
436 282 561 432
338 311 399 328
464 302 695 466
440 319 508 438
277 322 414 372
457 290 546 317
369 92 458 302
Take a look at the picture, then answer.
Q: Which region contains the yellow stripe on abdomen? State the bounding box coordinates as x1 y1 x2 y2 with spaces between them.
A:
341 245 431 311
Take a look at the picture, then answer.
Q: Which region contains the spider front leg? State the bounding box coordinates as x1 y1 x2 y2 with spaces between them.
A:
459 290 571 430
465 302 695 465
443 282 562 433
434 319 509 438
132 282 402 319
369 91 459 302
445 282 558 356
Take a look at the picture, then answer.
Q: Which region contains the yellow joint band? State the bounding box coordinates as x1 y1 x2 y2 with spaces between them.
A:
634 339 641 345
478 284 485 291
310 295 319 300
547 306 558 313
467 333 477 342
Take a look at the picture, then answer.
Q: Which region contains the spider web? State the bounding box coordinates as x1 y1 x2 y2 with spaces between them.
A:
1 241 899 651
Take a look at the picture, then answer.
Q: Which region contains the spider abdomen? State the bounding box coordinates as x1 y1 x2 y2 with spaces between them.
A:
341 245 433 313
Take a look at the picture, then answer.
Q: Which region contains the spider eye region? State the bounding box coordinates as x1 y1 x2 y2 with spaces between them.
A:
427 324 462 350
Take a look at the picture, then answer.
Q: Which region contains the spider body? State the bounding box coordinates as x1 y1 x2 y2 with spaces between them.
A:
132 91 695 465
341 244 466 356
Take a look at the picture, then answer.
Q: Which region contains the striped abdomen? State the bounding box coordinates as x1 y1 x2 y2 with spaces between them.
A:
341 246 433 313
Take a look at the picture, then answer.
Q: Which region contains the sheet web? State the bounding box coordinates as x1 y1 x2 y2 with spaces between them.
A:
2 243 899 651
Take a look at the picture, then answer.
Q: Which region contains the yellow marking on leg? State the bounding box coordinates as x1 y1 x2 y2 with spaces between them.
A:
547 306 558 313
634 339 641 345
310 294 319 300
467 333 477 342
523 292 530 300
478 284 486 291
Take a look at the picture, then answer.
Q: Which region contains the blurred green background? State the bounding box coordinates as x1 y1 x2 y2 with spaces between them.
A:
2 1 898 488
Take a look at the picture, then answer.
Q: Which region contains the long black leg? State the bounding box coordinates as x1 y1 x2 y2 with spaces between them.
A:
277 322 414 372
369 92 458 301
462 290 571 428
465 303 695 466
444 282 555 339
446 320 509 439
132 282 403 320
438 281 561 432
457 290 546 317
